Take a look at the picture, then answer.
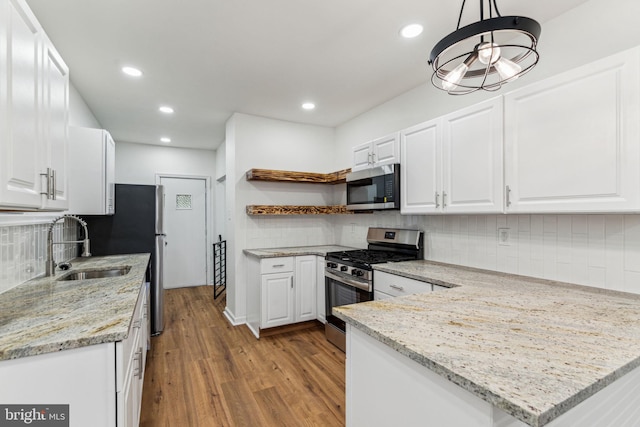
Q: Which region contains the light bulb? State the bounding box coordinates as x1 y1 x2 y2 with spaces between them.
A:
442 62 469 91
477 42 501 65
494 57 522 80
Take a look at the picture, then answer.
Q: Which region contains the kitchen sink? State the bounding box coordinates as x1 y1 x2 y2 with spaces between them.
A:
57 266 131 281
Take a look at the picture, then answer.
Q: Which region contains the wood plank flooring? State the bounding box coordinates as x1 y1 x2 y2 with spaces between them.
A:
140 286 346 427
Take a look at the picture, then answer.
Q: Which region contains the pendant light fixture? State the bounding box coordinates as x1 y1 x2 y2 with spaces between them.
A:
428 0 541 95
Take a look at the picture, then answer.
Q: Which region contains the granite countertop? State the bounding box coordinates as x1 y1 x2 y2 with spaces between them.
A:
335 260 640 427
243 245 357 258
0 253 150 361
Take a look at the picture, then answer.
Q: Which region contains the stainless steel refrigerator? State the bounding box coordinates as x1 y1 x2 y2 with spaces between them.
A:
84 184 165 335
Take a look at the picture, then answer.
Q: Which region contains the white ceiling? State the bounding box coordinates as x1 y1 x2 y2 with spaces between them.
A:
26 0 589 151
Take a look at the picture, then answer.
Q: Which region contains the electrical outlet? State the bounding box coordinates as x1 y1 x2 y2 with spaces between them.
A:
498 228 510 246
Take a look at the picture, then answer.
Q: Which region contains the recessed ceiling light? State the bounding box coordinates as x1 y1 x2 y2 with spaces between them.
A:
159 106 174 114
302 102 315 110
400 24 424 38
122 66 143 77
160 137 171 143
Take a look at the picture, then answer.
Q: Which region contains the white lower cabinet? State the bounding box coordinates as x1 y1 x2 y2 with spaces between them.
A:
0 284 148 427
247 255 319 337
374 270 434 300
504 47 640 213
117 284 148 427
261 271 295 328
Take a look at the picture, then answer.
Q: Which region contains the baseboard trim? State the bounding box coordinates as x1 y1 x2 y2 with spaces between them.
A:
223 307 246 326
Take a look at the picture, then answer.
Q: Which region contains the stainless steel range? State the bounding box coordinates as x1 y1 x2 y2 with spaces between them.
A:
324 227 424 351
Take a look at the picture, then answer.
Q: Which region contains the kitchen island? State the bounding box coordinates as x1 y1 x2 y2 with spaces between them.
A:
335 260 640 427
0 254 150 427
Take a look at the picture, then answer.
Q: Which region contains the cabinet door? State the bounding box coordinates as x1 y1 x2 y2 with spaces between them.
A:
40 34 69 210
442 97 504 213
0 0 42 209
352 141 372 172
371 133 399 166
316 257 326 323
400 118 442 214
295 255 316 322
261 272 294 328
504 47 640 213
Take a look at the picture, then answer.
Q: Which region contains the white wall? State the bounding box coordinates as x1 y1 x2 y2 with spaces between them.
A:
331 0 640 294
115 141 217 285
115 141 215 185
225 113 335 323
69 83 101 128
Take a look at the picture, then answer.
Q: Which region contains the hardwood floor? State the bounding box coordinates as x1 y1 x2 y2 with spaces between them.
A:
140 286 346 427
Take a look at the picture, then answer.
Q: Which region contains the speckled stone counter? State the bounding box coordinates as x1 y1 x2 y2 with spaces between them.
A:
0 254 150 361
244 245 357 258
335 260 640 427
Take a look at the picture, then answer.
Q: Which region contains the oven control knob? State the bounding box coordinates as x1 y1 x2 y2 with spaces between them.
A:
340 266 348 272
327 262 337 269
352 269 364 277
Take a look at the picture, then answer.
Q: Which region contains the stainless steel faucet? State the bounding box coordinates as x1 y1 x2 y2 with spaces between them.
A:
46 214 91 276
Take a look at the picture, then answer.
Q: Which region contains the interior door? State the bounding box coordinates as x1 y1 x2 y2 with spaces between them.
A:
160 176 207 288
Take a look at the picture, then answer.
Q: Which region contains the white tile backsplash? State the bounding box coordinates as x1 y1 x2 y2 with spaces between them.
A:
0 219 78 294
332 213 640 295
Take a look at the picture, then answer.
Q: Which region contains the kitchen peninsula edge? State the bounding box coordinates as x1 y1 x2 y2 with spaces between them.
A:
335 260 640 427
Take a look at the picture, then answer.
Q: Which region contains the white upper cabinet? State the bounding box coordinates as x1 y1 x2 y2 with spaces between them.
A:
352 133 400 172
41 33 69 210
68 127 116 215
0 0 42 209
400 97 504 214
400 118 441 214
441 97 503 213
504 47 640 213
0 0 69 211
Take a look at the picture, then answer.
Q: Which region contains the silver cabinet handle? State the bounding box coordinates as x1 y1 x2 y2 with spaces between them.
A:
40 168 52 198
442 191 447 207
371 152 376 164
51 169 56 200
272 264 285 268
390 284 404 291
435 192 440 208
291 276 294 288
506 185 512 207
134 348 143 379
133 319 141 329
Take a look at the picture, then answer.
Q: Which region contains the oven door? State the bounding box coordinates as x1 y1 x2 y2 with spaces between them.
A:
325 270 373 334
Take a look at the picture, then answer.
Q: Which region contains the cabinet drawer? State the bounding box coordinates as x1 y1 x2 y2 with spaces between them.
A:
261 257 294 274
374 271 432 297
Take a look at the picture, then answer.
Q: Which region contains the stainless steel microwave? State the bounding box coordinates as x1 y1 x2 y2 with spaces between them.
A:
346 164 400 211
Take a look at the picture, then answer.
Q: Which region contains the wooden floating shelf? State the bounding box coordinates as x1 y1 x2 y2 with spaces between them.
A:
246 168 351 184
246 205 357 216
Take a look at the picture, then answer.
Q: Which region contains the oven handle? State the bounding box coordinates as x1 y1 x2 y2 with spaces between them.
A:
325 270 372 293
